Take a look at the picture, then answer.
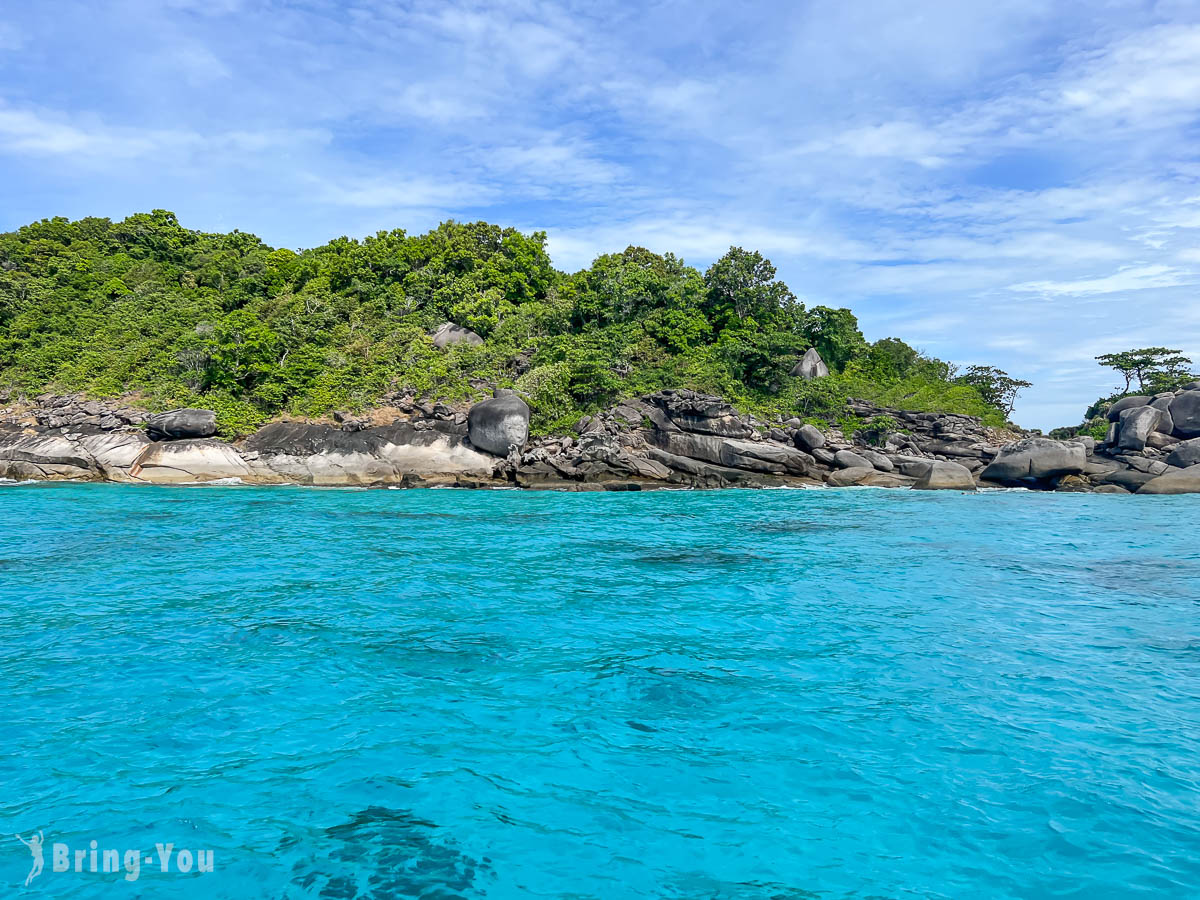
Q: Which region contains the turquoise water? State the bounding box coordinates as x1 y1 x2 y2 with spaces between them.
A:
1 483 1199 899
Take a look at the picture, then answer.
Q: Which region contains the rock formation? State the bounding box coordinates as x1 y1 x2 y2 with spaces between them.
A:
467 390 531 456
4 382 1200 493
790 347 830 380
431 322 484 349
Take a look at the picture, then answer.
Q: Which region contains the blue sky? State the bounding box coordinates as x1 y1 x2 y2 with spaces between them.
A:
2 1 1199 429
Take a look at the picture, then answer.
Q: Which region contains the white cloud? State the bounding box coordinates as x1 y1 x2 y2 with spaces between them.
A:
1010 264 1197 296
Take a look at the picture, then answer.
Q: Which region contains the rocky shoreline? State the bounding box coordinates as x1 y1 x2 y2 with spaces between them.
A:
3 386 1200 494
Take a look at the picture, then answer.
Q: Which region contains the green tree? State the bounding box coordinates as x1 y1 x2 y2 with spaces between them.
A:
955 365 1031 416
703 248 800 331
1095 348 1193 393
799 306 867 371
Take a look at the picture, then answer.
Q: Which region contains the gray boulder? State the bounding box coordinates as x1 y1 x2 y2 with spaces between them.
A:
980 438 1086 484
1107 395 1152 421
146 408 217 440
826 466 875 486
1116 406 1161 451
834 449 873 469
1166 438 1200 469
1149 395 1175 434
790 347 829 380
855 448 894 472
467 391 530 456
1184 380 1200 391
431 322 484 349
913 460 976 491
891 456 934 478
1137 466 1200 494
1098 468 1155 491
793 423 825 452
1168 391 1200 437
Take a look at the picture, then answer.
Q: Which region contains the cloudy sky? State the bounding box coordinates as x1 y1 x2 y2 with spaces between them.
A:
2 1 1198 428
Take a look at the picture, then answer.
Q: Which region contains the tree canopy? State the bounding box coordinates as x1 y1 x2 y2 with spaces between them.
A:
0 212 1019 434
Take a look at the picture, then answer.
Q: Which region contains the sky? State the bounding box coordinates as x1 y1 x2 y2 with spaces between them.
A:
1 1 1199 429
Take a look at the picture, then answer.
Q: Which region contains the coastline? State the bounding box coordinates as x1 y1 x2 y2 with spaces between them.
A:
4 387 1199 494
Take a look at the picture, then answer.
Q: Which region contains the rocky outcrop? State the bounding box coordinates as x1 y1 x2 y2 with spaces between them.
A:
467 390 531 456
0 430 95 479
6 384 1200 495
146 408 217 440
131 439 251 483
980 438 1086 486
790 347 829 380
431 322 484 349
242 421 495 485
1168 391 1200 437
1137 466 1200 495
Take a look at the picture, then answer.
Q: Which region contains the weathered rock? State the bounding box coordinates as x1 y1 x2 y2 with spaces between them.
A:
859 471 916 488
146 408 217 440
651 430 811 476
1097 468 1155 491
834 449 873 470
1116 406 1161 451
1137 466 1200 494
1106 396 1152 421
1166 438 1200 469
131 439 251 483
890 456 934 478
1168 391 1200 437
1092 484 1130 494
431 322 484 349
645 391 754 438
77 431 151 481
1149 395 1175 434
980 438 1086 485
793 423 825 452
790 347 829 380
0 431 95 479
244 421 495 485
913 460 976 491
1146 431 1180 450
467 392 531 456
856 448 894 472
826 466 876 486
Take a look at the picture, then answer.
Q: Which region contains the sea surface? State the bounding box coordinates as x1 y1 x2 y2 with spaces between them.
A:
1 482 1198 899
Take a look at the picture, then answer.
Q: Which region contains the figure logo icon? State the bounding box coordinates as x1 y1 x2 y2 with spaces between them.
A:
15 832 44 886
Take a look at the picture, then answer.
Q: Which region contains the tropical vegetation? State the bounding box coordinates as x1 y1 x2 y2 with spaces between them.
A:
0 211 1023 435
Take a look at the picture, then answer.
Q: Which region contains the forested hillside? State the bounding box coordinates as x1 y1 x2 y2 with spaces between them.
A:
0 211 1014 435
